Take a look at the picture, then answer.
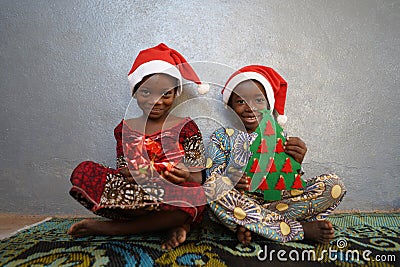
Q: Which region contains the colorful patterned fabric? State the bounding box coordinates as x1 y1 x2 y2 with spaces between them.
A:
2 213 399 266
204 127 346 242
69 117 206 223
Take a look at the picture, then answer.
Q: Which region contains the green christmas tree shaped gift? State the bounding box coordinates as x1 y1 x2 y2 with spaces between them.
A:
243 109 306 201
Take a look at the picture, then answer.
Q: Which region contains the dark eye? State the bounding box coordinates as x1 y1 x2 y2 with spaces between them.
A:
255 98 266 104
237 99 245 104
139 88 150 96
163 90 173 96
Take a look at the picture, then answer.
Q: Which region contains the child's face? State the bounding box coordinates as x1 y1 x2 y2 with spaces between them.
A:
134 73 178 120
229 80 270 133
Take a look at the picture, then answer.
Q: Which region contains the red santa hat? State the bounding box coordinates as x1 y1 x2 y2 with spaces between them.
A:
221 65 288 125
128 43 209 96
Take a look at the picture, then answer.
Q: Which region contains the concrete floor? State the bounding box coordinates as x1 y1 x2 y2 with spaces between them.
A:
0 214 51 239
0 213 99 240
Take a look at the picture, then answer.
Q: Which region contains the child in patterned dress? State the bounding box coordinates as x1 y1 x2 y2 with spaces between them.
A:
68 43 208 250
204 65 346 245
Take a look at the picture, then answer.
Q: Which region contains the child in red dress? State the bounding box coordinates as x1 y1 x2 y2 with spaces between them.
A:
68 43 208 250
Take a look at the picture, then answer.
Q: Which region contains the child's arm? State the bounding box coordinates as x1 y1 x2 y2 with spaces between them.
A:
205 129 228 177
284 136 307 164
178 119 206 184
114 120 128 169
118 167 132 177
188 171 203 184
163 162 203 184
117 168 147 184
163 162 190 184
231 171 250 192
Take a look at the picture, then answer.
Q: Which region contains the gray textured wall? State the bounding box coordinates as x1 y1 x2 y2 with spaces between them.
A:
1 0 399 215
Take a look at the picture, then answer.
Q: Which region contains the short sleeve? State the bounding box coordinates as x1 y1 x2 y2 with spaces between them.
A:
205 128 230 177
179 119 206 169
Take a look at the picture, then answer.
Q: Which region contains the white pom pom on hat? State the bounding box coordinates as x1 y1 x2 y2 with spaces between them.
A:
221 65 288 126
197 83 210 94
277 114 288 126
128 43 208 95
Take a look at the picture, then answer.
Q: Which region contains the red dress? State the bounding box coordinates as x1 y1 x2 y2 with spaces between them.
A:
69 117 206 223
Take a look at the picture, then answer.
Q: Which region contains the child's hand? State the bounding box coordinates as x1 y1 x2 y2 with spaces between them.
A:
231 171 250 192
118 167 146 183
284 137 307 164
163 163 190 184
118 167 132 178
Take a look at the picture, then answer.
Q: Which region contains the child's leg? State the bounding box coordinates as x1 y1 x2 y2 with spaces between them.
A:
208 202 253 245
205 173 337 243
68 209 190 237
209 190 305 243
208 187 336 244
264 173 346 222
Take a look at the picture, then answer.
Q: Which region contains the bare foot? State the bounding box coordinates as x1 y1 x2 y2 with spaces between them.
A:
161 224 190 250
237 226 252 245
68 219 108 237
301 220 334 244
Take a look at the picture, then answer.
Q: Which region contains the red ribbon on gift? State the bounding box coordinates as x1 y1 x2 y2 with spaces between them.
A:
125 136 184 177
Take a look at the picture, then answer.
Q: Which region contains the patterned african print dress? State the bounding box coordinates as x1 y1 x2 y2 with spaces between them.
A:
203 127 346 242
69 117 206 223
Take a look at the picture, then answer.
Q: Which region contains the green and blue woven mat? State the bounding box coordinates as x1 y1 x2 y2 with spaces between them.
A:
1 213 399 266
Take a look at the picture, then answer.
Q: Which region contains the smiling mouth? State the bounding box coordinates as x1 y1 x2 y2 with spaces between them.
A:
242 114 262 123
144 106 163 114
